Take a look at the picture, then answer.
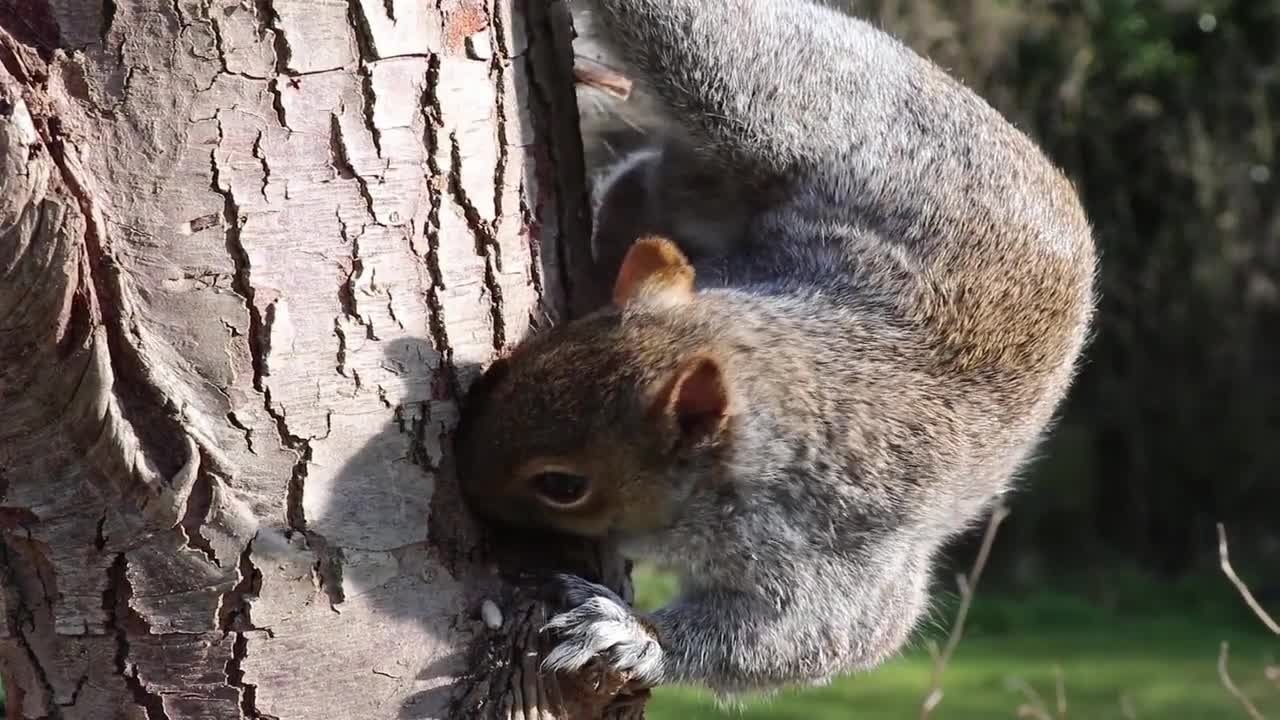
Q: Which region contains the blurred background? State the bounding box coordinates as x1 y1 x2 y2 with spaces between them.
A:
574 0 1279 717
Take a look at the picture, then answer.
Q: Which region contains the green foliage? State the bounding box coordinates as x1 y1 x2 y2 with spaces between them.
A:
1081 0 1190 82
847 0 1280 577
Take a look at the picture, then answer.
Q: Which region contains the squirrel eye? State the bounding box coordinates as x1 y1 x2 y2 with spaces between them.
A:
529 471 590 507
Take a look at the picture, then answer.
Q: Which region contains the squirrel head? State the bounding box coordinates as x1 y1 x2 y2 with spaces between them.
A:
454 237 733 538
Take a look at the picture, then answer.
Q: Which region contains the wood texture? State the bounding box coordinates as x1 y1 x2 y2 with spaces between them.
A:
0 0 633 717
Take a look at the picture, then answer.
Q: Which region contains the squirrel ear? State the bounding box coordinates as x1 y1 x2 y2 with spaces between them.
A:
657 355 730 445
612 236 695 306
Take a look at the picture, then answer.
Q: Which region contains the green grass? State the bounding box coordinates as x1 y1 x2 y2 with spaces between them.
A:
633 565 1280 719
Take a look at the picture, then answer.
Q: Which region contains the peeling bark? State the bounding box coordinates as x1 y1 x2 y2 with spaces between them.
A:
0 1 635 717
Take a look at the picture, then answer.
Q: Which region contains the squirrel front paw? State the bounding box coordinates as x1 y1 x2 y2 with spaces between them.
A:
541 574 666 686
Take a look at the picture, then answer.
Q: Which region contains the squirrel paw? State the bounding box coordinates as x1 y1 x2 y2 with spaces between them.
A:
541 574 666 686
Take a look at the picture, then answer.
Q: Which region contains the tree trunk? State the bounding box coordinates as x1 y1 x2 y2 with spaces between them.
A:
0 1 639 717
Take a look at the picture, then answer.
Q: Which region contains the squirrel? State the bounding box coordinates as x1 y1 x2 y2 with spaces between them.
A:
454 0 1097 696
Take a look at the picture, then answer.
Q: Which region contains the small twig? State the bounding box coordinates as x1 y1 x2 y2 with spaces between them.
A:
925 639 941 663
1017 705 1054 720
918 640 943 713
1119 693 1139 719
1217 523 1280 635
918 504 1010 719
1218 642 1267 720
1053 664 1067 719
573 55 633 100
1006 677 1053 720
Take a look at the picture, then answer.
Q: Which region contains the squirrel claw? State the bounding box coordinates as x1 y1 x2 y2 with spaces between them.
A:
541 574 666 686
550 573 626 608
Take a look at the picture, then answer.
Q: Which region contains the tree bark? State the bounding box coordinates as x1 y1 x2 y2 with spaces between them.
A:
0 0 638 717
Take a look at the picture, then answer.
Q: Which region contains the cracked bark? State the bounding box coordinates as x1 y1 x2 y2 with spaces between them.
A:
0 0 637 718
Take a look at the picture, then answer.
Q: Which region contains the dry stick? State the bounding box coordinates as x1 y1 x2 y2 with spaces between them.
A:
573 55 634 101
1217 523 1280 635
1017 704 1054 720
1006 677 1052 720
1119 693 1140 720
1006 667 1069 720
1218 642 1267 720
1053 664 1067 719
1216 522 1277 720
918 504 1011 719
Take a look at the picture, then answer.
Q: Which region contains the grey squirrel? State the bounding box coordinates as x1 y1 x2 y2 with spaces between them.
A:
454 0 1097 696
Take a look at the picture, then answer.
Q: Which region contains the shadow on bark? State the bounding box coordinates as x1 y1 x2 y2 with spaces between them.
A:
299 337 646 720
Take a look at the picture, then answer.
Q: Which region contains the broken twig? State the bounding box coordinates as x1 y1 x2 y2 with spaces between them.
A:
1119 692 1139 719
918 504 1010 718
573 55 633 101
1218 641 1267 720
1217 523 1280 635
